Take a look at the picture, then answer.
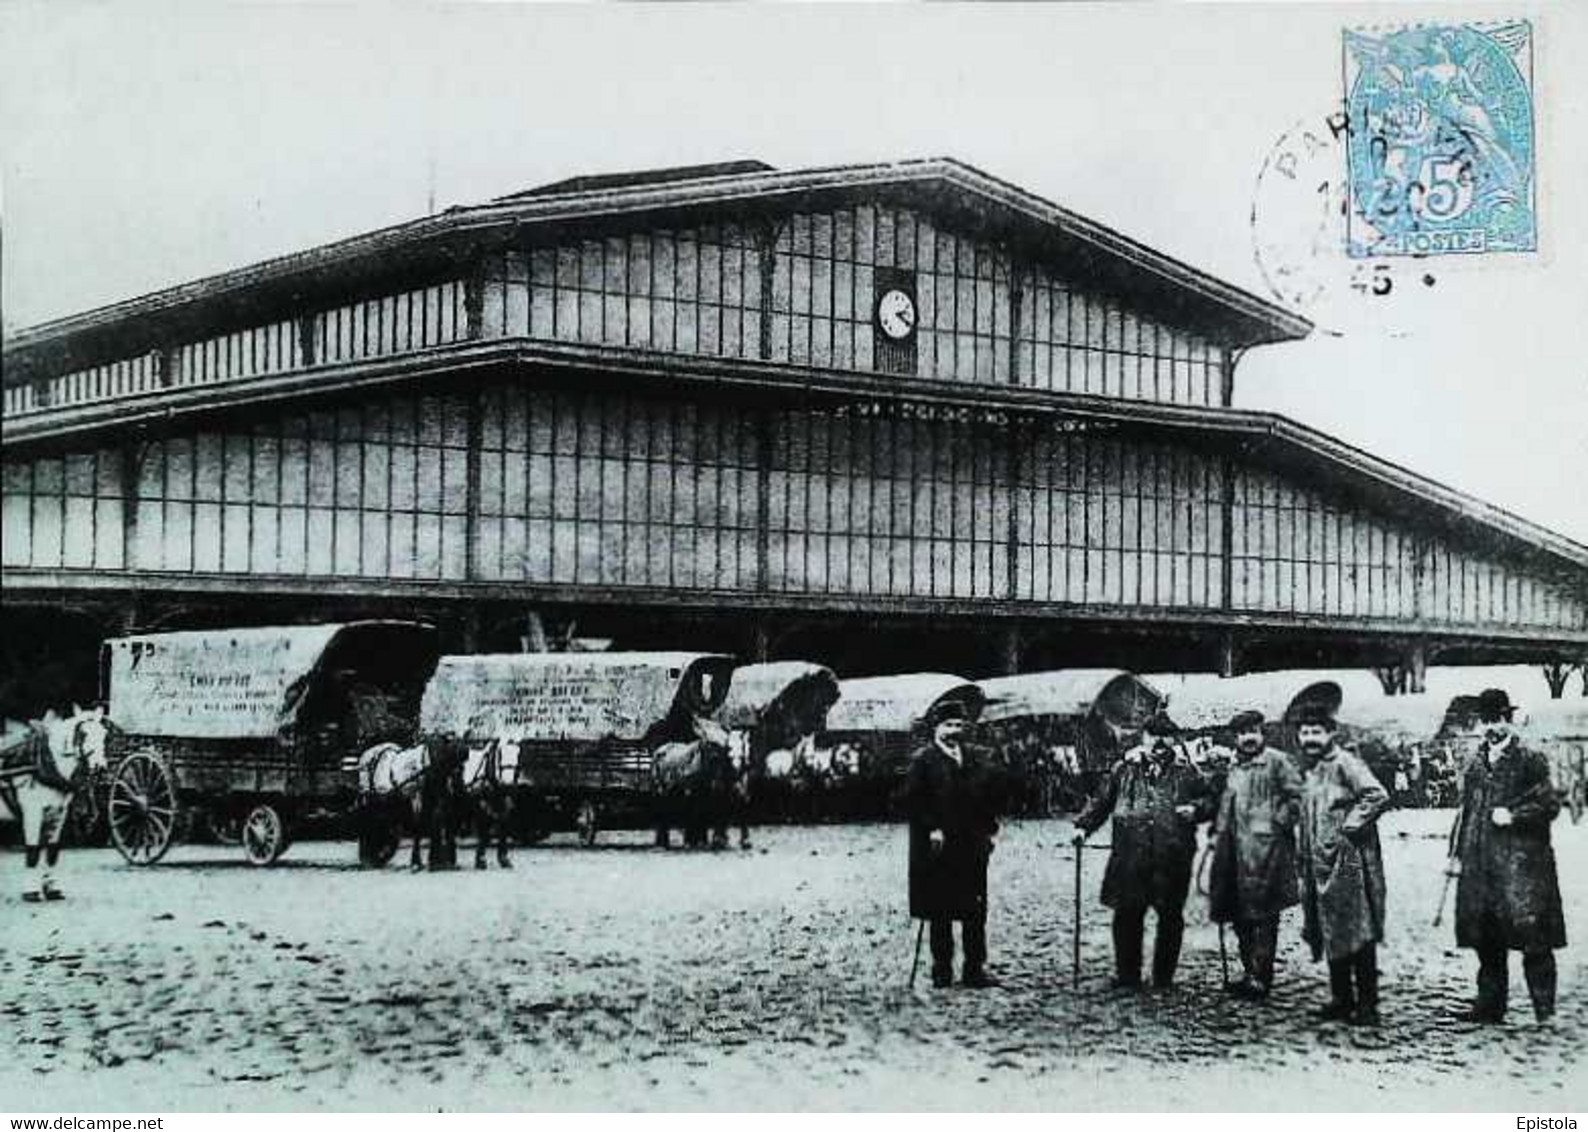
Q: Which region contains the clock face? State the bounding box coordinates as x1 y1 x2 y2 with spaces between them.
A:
876 288 917 341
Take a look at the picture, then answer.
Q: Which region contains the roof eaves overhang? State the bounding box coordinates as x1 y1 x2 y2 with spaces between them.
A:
3 337 1578 579
3 157 1311 381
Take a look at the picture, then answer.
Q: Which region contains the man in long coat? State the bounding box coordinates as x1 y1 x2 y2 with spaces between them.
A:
905 701 1003 988
1073 712 1216 990
1295 703 1389 1026
1450 689 1566 1024
1208 709 1303 999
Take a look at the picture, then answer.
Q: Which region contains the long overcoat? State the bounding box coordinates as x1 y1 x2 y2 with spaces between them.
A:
1298 746 1389 961
1452 737 1566 952
1075 746 1217 912
905 743 1002 921
1208 746 1303 924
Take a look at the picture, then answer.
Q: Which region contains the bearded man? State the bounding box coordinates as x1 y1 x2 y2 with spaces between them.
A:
1208 709 1304 999
1295 703 1389 1027
1073 711 1216 990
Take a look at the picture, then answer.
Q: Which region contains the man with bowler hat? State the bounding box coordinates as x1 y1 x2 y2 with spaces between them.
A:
905 697 1004 988
1295 698 1389 1026
1072 710 1216 990
1449 688 1566 1024
1208 708 1304 999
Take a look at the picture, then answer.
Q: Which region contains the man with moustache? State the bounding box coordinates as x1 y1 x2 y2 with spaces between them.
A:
1072 711 1216 991
1295 702 1389 1027
906 699 1004 989
1449 689 1566 1024
1207 709 1304 999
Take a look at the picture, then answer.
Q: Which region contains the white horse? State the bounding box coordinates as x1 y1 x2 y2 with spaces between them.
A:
357 740 437 870
460 737 521 869
0 705 109 902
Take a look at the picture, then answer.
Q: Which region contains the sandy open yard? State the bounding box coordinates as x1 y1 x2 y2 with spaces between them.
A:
2 809 1583 1111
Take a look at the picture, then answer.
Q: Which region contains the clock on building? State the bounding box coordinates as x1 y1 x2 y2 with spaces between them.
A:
876 287 918 341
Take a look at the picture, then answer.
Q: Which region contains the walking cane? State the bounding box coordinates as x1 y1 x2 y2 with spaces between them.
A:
1072 844 1083 989
1433 804 1466 928
1218 923 1231 987
908 918 926 989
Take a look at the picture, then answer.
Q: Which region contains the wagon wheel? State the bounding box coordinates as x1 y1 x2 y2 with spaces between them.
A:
574 800 599 847
108 751 178 865
241 803 288 867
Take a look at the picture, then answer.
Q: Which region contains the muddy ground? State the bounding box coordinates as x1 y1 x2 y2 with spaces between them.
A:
2 809 1583 1111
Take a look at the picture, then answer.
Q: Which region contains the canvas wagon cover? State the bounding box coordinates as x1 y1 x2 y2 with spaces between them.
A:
104 623 434 741
419 652 734 743
824 674 983 734
977 669 1164 726
1150 670 1444 739
715 662 840 732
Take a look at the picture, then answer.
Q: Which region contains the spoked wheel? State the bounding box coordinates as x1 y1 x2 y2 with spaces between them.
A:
108 751 178 865
574 800 599 847
241 802 288 867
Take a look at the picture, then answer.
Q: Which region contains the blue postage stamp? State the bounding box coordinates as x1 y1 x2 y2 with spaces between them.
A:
1343 20 1536 258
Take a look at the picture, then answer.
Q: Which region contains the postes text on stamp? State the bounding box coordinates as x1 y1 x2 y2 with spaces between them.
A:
1344 21 1536 258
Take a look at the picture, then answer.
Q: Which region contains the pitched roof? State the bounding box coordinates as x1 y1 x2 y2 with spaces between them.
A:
2 156 1311 378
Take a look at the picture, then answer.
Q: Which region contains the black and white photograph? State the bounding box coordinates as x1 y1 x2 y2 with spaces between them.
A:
1 0 1584 1115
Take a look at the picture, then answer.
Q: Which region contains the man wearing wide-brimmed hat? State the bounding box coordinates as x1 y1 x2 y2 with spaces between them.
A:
905 698 1005 989
1295 699 1389 1027
1072 710 1216 990
1207 708 1304 999
1449 689 1566 1024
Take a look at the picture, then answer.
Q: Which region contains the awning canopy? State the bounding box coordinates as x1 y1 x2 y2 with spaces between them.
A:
824 673 984 734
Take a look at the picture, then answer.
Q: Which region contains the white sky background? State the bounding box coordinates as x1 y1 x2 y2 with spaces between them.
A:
1 1 1584 546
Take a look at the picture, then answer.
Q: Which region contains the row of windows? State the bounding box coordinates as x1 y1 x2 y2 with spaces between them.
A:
4 394 1584 628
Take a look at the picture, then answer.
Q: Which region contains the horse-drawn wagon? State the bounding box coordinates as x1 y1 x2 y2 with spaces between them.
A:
99 621 440 865
414 651 735 846
714 661 841 825
975 669 1166 814
817 673 984 818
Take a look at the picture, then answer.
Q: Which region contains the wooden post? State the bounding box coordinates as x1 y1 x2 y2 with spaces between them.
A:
1406 641 1428 695
1219 347 1238 408
1000 624 1022 677
1542 663 1571 700
1217 631 1240 678
751 620 771 663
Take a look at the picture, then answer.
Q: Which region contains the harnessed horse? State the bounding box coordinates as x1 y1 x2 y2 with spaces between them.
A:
459 737 520 869
356 740 451 870
1 706 109 901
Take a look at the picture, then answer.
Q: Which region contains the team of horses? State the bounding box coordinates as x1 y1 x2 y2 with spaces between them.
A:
2 701 912 890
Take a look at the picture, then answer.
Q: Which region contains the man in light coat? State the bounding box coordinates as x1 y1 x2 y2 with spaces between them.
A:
1295 702 1389 1027
1208 709 1304 999
1449 689 1566 1024
1073 712 1217 990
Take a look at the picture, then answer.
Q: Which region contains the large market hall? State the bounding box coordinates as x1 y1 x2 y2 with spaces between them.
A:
3 157 1586 704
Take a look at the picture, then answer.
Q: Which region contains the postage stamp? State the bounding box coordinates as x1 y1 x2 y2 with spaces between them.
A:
1343 20 1537 258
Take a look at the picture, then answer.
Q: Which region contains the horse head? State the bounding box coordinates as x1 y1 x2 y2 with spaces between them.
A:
36 705 109 782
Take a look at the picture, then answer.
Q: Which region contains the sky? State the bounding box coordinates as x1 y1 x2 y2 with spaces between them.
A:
2 1 1584 545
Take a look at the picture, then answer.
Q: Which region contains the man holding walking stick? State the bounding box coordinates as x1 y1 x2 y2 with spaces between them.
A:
1071 711 1216 991
1207 709 1304 1000
905 699 1005 989
1448 689 1565 1025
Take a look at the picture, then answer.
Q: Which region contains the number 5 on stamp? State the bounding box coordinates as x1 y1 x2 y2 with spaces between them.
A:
1343 21 1537 259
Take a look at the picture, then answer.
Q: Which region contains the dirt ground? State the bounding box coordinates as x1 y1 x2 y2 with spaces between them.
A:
2 809 1584 1112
